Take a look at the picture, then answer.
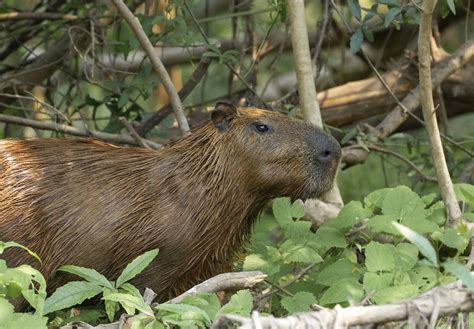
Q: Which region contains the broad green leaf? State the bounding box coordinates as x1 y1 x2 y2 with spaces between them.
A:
181 293 221 321
454 183 474 207
272 198 293 225
363 272 392 293
348 0 361 21
282 220 312 241
443 260 474 290
364 188 391 210
215 290 252 318
408 266 439 290
382 186 428 229
313 227 347 251
44 281 102 314
58 265 113 289
426 201 446 225
281 243 323 264
438 228 469 252
243 253 280 276
350 27 364 53
421 193 437 205
116 249 159 287
396 243 419 271
0 241 41 263
0 299 48 329
384 7 401 27
291 200 305 219
320 278 363 306
324 201 371 233
281 292 316 314
367 214 399 235
158 303 211 325
372 285 418 304
447 0 456 14
317 259 359 286
365 242 396 272
103 293 154 316
393 223 438 267
1 265 47 314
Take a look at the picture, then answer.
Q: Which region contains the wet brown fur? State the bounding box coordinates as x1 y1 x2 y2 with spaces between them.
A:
0 105 340 303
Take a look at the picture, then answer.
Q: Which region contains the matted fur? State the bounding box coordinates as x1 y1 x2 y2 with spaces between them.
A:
0 105 340 303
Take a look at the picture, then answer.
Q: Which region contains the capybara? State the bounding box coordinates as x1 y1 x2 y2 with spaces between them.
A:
0 102 341 304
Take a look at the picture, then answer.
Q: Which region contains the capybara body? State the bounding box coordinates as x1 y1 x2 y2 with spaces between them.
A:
0 103 341 303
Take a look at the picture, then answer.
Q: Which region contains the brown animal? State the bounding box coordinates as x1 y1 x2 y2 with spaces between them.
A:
0 102 340 303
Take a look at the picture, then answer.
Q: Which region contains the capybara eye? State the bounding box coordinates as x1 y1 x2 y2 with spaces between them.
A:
253 123 270 133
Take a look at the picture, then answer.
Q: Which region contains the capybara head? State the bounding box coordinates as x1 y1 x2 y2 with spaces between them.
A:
0 102 341 307
208 102 341 200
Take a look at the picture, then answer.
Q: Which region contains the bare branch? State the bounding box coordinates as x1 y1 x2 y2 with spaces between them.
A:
0 12 77 22
111 0 190 135
170 271 267 304
0 113 162 149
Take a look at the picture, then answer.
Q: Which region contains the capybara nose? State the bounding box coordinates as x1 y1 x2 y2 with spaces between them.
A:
316 136 341 163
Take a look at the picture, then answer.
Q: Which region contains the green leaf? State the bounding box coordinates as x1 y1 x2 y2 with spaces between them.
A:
58 265 113 289
454 183 474 207
243 253 280 276
181 293 221 321
119 283 143 298
350 27 364 53
367 214 399 235
408 266 439 290
365 242 396 272
393 223 438 267
382 186 428 229
282 220 312 241
317 259 359 286
313 227 347 251
320 278 363 305
396 243 419 271
348 0 361 21
325 201 371 233
44 281 102 314
281 242 323 264
272 198 293 225
363 272 392 293
0 241 41 263
384 7 402 27
103 293 154 316
0 298 48 329
443 260 474 290
116 249 159 287
281 292 316 314
447 0 456 14
215 290 252 317
158 303 211 325
364 188 392 211
438 228 469 252
372 285 418 304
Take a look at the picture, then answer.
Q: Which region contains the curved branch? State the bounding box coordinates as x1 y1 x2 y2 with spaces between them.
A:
111 0 190 135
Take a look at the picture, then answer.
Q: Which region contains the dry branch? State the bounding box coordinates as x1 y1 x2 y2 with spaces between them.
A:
0 113 162 149
376 38 474 138
111 0 190 135
213 282 474 328
170 271 267 304
0 12 77 22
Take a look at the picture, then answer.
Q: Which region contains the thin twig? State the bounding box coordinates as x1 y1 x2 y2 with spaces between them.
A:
368 145 437 182
111 0 190 135
119 117 152 150
0 12 77 22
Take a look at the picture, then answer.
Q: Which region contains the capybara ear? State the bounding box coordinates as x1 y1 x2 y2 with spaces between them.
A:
211 102 237 132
